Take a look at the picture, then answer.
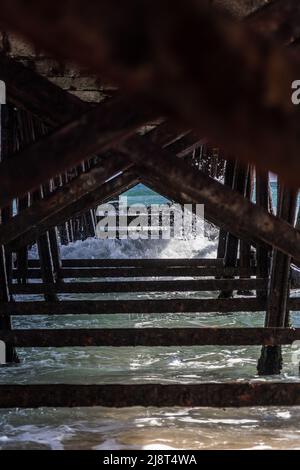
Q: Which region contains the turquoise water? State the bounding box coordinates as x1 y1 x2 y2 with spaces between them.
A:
1 182 300 450
122 184 169 206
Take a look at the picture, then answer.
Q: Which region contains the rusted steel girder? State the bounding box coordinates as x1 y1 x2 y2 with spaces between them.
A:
121 137 300 263
0 95 156 210
0 327 300 347
27 258 224 268
1 382 300 408
0 298 265 315
12 266 257 280
0 157 134 246
10 278 267 295
8 171 139 251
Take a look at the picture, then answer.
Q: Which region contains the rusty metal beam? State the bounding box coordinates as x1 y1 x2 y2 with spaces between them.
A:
122 137 300 263
0 159 134 248
27 258 224 268
0 95 155 210
1 382 300 408
10 278 267 295
11 266 257 280
0 327 300 346
0 52 86 127
7 170 139 250
0 298 265 315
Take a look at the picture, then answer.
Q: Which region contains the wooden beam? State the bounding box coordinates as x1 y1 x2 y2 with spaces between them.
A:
0 327 300 347
1 382 300 408
1 2 300 187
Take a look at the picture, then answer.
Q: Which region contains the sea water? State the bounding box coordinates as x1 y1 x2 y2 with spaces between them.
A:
1 183 300 450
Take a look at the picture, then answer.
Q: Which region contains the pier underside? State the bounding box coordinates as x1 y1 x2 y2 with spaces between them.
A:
1 0 300 409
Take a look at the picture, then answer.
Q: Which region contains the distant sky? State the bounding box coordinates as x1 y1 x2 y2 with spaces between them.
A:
269 172 277 182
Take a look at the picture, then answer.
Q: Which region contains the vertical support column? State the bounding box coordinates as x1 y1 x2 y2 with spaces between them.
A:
78 160 96 240
16 197 29 285
0 103 18 363
15 109 31 285
0 246 19 363
55 175 70 246
33 187 59 302
257 183 298 376
217 158 235 260
48 227 62 280
219 160 248 298
256 170 271 299
0 105 15 287
43 180 62 281
238 166 254 295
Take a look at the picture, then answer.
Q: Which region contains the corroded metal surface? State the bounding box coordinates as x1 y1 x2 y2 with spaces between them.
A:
0 327 299 347
0 382 300 408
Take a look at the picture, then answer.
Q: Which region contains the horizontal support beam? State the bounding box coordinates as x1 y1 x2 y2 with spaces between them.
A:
0 327 299 346
11 266 257 279
4 297 300 314
0 298 266 315
1 382 300 408
10 278 267 295
27 258 224 268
